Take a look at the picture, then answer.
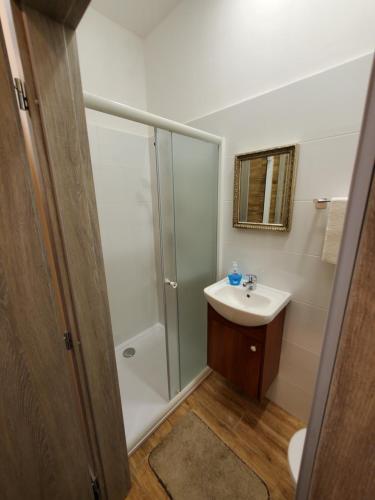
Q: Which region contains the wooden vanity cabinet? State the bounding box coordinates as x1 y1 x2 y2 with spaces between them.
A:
207 304 286 400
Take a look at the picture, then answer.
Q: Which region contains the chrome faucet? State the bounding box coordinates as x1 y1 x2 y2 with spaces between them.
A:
243 274 257 290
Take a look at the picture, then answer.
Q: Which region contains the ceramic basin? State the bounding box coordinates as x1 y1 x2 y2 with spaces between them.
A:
204 278 291 327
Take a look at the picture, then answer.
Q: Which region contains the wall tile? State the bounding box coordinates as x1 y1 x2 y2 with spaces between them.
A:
89 123 161 345
222 200 328 257
278 340 321 395
221 243 335 309
294 133 359 201
267 375 313 422
92 161 152 205
96 125 149 167
283 301 328 355
98 201 160 344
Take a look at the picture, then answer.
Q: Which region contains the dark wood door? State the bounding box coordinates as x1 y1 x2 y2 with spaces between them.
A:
208 309 262 398
238 335 263 398
0 24 92 500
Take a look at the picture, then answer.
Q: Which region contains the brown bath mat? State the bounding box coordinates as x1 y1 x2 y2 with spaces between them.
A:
149 411 269 500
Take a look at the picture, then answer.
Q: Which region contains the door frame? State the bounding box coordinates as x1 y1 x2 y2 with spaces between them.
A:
0 16 93 500
0 1 131 498
296 55 375 498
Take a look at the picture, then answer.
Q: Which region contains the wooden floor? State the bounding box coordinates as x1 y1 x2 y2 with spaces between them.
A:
127 371 305 499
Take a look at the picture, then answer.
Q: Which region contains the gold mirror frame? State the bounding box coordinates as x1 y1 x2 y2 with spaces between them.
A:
233 144 298 232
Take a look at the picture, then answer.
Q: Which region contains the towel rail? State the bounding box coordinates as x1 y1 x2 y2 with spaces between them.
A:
313 198 331 209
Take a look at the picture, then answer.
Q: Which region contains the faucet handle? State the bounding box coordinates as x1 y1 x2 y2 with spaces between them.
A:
245 273 257 283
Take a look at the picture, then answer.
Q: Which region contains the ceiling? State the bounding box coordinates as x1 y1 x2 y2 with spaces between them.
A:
90 0 182 37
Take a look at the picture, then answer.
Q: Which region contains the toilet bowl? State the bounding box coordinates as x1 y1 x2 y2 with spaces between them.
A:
288 428 307 484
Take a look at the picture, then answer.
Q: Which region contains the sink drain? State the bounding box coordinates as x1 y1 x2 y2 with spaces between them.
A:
123 347 136 358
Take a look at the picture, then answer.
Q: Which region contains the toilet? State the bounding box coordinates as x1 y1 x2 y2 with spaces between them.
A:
288 428 307 484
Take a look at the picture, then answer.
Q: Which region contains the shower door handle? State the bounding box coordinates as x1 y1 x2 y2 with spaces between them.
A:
165 278 178 289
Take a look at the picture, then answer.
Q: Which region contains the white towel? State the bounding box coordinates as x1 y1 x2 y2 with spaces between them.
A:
321 197 348 264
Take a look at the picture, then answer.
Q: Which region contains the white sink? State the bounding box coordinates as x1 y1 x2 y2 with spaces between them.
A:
204 278 291 327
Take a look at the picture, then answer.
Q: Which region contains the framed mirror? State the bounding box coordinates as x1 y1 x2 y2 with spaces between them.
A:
233 145 298 232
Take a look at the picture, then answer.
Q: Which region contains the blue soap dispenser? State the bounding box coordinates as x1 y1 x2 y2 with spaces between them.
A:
228 261 242 286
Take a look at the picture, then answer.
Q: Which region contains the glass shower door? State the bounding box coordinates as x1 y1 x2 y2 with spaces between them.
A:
155 129 219 396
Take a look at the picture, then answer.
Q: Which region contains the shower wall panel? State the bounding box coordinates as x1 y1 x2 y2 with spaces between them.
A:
87 122 161 345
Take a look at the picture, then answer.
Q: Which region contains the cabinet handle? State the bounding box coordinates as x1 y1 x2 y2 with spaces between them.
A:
250 345 257 352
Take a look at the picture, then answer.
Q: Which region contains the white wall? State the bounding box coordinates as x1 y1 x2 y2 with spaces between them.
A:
87 124 160 346
145 0 375 123
77 8 161 345
77 7 148 134
190 54 372 420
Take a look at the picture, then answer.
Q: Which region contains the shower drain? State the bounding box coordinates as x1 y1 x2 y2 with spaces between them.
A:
123 347 136 358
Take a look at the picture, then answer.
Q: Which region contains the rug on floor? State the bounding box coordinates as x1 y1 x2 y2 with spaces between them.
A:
149 411 270 500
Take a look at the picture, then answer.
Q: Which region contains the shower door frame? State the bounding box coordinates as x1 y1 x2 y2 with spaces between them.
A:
154 128 221 400
83 92 224 404
154 127 181 400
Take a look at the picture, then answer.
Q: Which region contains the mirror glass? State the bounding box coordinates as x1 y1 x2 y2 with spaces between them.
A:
233 145 297 231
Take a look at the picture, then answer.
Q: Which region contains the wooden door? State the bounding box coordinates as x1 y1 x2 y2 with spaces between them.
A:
0 23 92 500
238 335 263 398
207 306 262 398
13 5 131 497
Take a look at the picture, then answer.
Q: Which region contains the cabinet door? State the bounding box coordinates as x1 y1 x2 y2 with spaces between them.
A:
0 26 91 500
208 312 262 398
238 335 263 398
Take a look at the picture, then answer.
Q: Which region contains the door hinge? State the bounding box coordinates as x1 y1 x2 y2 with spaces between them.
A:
63 330 74 351
14 77 29 111
91 477 101 500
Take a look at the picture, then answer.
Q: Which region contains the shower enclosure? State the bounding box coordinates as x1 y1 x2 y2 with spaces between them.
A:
85 96 220 451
